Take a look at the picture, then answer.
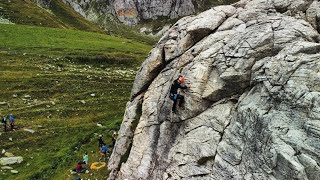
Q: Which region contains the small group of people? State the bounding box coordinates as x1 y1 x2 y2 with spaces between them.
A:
1 114 15 132
98 135 109 162
98 131 117 162
72 131 118 174
72 152 89 173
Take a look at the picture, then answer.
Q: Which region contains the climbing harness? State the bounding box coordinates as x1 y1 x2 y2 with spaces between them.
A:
169 93 178 101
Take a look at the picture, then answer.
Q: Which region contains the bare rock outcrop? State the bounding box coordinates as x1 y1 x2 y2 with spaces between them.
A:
62 0 195 25
62 0 113 22
60 0 238 26
108 0 320 179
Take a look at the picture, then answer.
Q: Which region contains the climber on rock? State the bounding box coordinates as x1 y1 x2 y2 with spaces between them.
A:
169 75 190 113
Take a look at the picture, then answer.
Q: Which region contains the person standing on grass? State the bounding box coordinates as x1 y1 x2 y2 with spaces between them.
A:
112 131 117 147
2 115 7 132
98 134 105 150
100 144 108 162
83 152 89 165
9 114 14 130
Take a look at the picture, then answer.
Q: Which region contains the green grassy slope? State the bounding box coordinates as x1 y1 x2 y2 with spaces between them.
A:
0 24 150 64
0 24 151 180
0 0 102 32
0 0 157 45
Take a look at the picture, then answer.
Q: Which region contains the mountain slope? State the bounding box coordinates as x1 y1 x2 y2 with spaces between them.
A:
0 23 152 179
0 24 150 62
0 0 154 179
0 0 102 32
60 0 238 26
0 0 157 44
108 0 320 179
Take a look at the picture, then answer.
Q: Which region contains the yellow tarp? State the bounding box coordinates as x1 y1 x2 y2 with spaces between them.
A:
90 162 106 170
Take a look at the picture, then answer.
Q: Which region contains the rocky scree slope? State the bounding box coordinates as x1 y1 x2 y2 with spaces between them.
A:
108 0 320 179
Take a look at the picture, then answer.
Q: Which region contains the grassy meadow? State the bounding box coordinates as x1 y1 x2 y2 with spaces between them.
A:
0 24 152 180
0 0 102 32
0 0 157 45
0 24 150 61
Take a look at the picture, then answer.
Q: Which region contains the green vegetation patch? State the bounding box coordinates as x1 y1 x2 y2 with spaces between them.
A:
0 24 151 66
0 23 151 179
0 53 133 179
0 0 102 32
0 0 157 45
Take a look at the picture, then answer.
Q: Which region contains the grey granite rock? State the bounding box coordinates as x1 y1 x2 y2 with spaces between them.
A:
34 0 235 26
0 157 23 166
59 0 196 25
108 0 320 179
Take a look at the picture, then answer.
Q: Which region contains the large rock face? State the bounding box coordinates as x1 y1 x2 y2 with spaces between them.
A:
108 0 320 179
61 0 113 22
61 0 237 25
61 0 195 25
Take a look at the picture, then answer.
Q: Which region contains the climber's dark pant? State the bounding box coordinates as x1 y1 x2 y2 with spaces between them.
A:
3 123 6 132
170 93 184 112
10 122 14 130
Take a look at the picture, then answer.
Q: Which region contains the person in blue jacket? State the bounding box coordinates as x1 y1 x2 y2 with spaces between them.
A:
100 144 109 162
9 114 14 130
